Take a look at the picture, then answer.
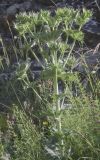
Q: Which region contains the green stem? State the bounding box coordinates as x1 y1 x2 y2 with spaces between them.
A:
54 53 60 112
54 66 61 130
53 52 64 156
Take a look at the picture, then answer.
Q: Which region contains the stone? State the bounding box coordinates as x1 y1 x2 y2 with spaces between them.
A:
6 1 32 15
6 4 19 15
20 1 32 11
83 20 100 47
83 20 100 35
37 0 62 5
73 51 100 73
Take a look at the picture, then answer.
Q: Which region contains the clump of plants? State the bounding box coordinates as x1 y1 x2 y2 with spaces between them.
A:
0 7 100 160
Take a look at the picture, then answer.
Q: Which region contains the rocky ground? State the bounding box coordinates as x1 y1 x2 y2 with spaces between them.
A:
0 1 100 47
0 2 100 160
0 0 100 44
0 0 100 85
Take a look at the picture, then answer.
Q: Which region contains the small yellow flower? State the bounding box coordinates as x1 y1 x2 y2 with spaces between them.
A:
43 121 49 126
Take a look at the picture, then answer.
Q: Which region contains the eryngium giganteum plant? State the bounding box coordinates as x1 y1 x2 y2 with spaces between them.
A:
14 8 99 159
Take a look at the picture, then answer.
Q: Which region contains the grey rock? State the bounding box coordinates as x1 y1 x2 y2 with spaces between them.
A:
6 3 19 15
83 19 100 35
37 0 62 5
23 1 32 10
73 51 100 73
6 1 32 15
18 1 32 12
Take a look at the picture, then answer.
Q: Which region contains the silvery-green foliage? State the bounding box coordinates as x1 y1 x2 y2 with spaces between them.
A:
12 7 100 160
